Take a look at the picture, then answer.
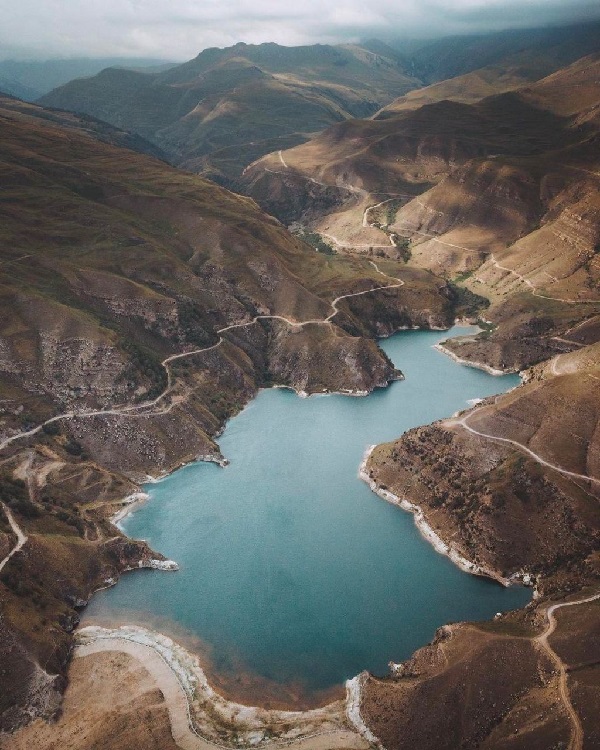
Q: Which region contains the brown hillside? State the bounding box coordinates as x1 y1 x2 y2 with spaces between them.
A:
362 343 600 748
0 96 456 730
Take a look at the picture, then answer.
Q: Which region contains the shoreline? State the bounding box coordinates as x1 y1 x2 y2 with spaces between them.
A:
74 624 369 750
345 673 382 748
358 445 511 586
110 491 151 526
434 342 510 376
80 324 519 743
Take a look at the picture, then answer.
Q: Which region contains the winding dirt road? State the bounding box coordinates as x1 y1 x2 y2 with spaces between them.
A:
277 150 288 169
0 263 404 455
0 502 28 573
452 411 600 487
489 254 600 305
535 592 600 750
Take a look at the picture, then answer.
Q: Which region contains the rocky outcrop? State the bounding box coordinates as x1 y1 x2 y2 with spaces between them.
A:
265 321 402 395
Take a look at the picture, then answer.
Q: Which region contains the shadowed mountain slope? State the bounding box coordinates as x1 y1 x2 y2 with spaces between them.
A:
404 20 600 84
39 42 420 185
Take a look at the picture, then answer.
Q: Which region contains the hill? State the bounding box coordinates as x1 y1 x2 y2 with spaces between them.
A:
244 53 600 372
0 57 175 101
38 42 420 184
402 20 600 84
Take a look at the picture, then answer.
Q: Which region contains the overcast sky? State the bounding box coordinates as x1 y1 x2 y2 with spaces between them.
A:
1 0 599 60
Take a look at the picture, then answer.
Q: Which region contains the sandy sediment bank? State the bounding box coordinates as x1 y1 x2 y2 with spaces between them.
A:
75 625 368 750
359 446 511 586
434 343 508 376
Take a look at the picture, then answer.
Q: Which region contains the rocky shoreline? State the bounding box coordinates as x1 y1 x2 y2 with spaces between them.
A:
358 446 512 586
433 343 507 376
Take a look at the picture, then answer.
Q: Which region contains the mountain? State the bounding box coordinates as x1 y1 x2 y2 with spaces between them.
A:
244 52 600 372
39 42 421 184
398 20 600 84
377 21 600 117
0 95 456 730
0 77 41 101
0 57 175 101
374 63 550 116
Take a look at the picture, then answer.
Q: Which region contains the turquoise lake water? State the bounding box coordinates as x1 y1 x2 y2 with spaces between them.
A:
85 328 531 697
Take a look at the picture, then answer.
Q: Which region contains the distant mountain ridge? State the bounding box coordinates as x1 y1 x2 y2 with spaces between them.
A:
391 19 600 83
37 22 600 188
39 41 421 184
0 57 175 100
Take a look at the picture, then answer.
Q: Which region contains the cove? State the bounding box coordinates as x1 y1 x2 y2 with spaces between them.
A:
84 327 531 699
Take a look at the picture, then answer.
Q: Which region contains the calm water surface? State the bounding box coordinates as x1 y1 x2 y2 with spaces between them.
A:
85 328 531 695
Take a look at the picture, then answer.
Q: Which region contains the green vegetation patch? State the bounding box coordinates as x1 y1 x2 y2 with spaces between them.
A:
294 229 336 255
448 281 491 318
0 474 39 519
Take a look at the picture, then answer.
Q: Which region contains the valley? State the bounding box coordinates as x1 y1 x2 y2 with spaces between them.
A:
0 17 599 750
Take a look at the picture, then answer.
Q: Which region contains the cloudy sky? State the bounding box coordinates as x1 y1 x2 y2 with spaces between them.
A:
1 0 599 60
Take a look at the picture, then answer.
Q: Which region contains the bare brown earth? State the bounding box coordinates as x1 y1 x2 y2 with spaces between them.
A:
0 650 180 750
2 631 369 750
360 602 600 750
375 65 543 116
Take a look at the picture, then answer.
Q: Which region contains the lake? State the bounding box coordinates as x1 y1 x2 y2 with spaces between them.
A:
84 327 530 702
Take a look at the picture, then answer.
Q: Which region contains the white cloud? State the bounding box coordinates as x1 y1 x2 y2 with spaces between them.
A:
0 0 598 60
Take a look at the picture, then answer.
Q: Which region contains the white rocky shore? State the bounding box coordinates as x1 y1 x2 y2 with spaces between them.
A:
345 673 382 747
111 491 151 525
434 343 507 376
75 625 369 750
358 445 511 586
